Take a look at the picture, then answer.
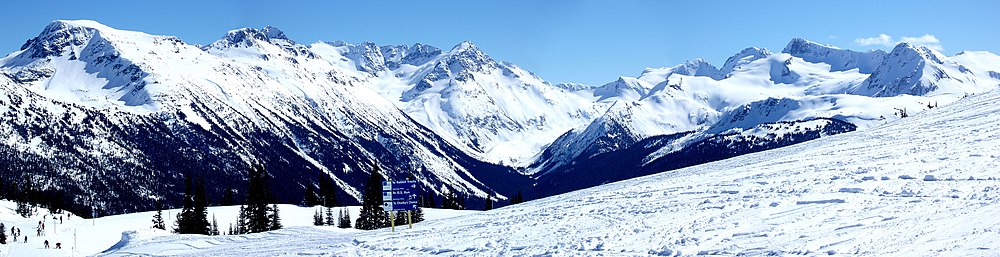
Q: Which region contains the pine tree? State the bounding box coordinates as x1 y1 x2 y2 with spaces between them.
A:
393 211 409 225
313 208 323 226
174 176 210 235
152 201 166 230
268 204 282 230
412 207 424 223
236 205 247 235
484 195 494 211
228 223 234 236
173 176 194 233
242 164 272 233
16 201 30 218
324 206 335 226
0 223 7 244
355 161 389 230
210 215 220 236
338 207 352 228
192 178 211 234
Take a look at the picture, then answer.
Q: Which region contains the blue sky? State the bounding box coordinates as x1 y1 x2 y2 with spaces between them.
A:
1 0 996 85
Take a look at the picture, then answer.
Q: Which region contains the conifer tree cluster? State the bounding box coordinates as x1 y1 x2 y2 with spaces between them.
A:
312 207 352 228
313 208 323 226
337 208 352 228
173 176 210 235
232 164 282 234
354 162 390 230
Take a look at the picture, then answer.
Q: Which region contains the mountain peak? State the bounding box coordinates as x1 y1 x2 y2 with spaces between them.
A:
17 20 110 58
888 42 945 64
450 41 482 54
261 25 288 40
213 26 295 48
782 38 886 73
720 47 772 76
783 38 841 53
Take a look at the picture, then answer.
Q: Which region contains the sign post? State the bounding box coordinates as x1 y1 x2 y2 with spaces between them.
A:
382 179 419 232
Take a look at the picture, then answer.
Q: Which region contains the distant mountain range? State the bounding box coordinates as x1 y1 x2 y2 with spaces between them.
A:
1 20 998 215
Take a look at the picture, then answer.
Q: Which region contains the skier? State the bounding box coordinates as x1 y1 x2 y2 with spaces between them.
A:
44 240 49 249
56 242 62 249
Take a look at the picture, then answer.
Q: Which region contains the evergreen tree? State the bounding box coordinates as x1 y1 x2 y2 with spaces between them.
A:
242 164 272 233
338 207 352 229
236 205 247 235
210 215 220 236
324 206 335 226
174 176 210 235
16 201 30 218
313 208 323 226
393 211 409 225
411 206 424 223
152 201 166 230
192 178 211 234
0 223 6 244
355 162 389 230
173 176 194 233
268 204 283 230
484 195 494 211
228 223 234 236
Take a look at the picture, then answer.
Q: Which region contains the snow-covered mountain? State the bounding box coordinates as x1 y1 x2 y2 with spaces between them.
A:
328 40 599 166
0 20 528 215
101 85 1000 257
3 20 1000 216
531 37 1000 194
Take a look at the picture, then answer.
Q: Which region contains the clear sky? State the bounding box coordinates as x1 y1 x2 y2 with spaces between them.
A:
1 0 997 85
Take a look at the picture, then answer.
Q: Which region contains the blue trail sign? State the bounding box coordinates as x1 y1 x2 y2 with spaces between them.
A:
382 180 419 211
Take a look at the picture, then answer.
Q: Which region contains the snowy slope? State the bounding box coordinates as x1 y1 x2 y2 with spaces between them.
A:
0 200 473 257
99 87 1000 256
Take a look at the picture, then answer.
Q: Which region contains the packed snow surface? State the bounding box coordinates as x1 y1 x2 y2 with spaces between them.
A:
0 202 473 256
92 89 1000 256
